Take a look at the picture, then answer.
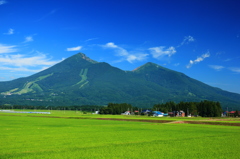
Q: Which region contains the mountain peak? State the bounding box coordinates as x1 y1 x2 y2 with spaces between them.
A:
73 53 98 64
133 62 161 72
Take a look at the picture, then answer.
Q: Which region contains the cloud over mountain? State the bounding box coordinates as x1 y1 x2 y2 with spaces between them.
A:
187 52 210 68
67 46 82 51
149 46 176 58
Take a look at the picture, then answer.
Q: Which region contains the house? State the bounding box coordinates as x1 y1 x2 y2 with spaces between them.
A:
176 110 185 117
163 113 168 116
152 111 164 117
168 112 174 117
121 111 131 115
92 111 99 114
226 111 240 117
221 111 228 117
187 114 192 117
141 109 151 115
169 111 185 117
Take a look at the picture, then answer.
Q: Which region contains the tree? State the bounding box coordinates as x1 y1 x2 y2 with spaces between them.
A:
153 100 222 117
234 110 239 117
99 103 133 115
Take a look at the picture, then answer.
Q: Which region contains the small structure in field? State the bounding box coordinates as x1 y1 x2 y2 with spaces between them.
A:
168 112 174 117
226 111 240 117
121 111 131 115
168 111 185 117
163 113 168 116
141 109 151 115
152 111 164 117
176 110 185 117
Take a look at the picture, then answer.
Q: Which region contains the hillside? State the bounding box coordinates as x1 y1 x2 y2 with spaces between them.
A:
0 53 239 109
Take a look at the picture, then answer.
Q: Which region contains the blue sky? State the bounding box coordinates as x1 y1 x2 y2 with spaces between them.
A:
0 0 240 94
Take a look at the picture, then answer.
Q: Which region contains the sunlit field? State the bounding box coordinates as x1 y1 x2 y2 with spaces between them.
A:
1 110 240 159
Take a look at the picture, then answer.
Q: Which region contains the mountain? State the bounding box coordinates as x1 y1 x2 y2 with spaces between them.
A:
0 53 240 109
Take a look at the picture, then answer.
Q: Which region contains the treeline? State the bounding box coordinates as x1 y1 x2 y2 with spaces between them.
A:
153 100 222 117
1 100 223 117
0 104 103 112
99 103 136 115
99 100 223 117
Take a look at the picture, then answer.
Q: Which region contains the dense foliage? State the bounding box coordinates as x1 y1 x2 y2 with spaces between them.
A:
153 100 222 117
99 103 134 115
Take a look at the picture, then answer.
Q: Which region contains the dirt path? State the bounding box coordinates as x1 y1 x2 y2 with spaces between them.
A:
97 118 240 126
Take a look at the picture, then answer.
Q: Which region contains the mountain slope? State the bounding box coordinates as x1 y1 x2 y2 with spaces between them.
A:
0 53 239 109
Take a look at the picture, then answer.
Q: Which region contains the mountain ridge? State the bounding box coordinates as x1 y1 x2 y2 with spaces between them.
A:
0 53 239 109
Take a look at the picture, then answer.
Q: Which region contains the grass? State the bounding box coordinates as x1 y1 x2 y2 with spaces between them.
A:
1 111 240 158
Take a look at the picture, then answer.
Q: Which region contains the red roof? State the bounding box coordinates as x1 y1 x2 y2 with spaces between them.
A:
228 111 240 115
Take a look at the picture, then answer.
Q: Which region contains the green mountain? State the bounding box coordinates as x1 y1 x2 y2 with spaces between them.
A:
0 53 239 109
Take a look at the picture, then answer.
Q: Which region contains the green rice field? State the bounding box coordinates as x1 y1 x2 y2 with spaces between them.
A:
1 110 240 159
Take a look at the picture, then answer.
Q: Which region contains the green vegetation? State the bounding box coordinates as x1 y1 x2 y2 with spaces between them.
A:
1 88 19 95
99 103 134 114
0 53 240 109
1 112 240 159
74 68 89 88
16 74 53 94
0 100 223 117
1 74 53 95
153 100 222 117
0 105 103 112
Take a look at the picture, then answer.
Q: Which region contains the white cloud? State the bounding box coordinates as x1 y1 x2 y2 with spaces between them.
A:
103 42 118 48
4 28 14 35
0 0 7 5
102 42 148 63
24 36 33 43
0 66 46 73
0 44 18 53
186 52 210 68
0 53 61 67
85 38 98 42
228 67 240 73
185 36 195 42
66 46 82 51
0 43 63 77
209 65 224 71
178 36 195 47
126 53 148 63
174 63 180 66
149 46 176 59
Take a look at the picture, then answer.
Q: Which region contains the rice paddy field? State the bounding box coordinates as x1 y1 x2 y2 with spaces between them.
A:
1 110 240 159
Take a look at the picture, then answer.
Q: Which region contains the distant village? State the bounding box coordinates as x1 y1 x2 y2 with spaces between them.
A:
120 109 240 117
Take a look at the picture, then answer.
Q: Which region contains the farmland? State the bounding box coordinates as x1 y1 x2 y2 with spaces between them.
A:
1 110 240 159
